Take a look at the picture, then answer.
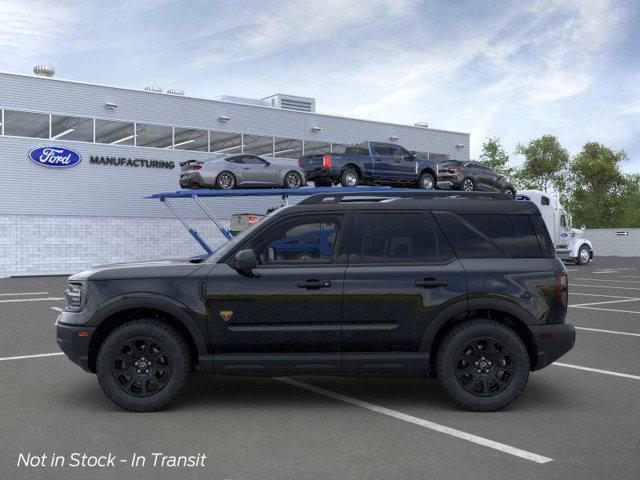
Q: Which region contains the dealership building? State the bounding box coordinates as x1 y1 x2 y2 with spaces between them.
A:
0 68 470 276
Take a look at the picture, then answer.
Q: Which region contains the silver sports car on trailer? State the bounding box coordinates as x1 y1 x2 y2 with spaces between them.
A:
179 154 306 189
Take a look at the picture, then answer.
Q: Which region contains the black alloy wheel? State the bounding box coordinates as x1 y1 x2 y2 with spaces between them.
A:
97 319 191 412
436 319 529 411
502 187 515 198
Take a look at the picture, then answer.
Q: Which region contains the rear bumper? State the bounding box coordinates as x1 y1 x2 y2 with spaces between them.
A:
436 181 454 189
179 172 209 188
437 175 463 188
55 318 96 373
530 322 576 370
304 167 334 181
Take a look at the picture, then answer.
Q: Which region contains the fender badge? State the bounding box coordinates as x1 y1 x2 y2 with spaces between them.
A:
219 311 233 321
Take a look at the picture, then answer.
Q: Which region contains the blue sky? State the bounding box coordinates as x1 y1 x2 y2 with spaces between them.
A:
1 0 639 171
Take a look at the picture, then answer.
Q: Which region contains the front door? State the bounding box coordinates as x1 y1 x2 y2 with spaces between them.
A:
206 213 347 374
240 155 279 185
341 211 467 374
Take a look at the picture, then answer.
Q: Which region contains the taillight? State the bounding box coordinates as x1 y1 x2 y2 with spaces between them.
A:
449 167 459 173
192 164 202 170
247 215 259 225
297 159 301 167
322 154 331 169
555 271 568 310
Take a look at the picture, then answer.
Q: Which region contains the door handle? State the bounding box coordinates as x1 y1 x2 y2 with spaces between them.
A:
297 279 331 290
415 278 448 288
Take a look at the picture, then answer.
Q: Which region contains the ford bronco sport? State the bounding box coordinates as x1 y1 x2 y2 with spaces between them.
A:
56 190 575 412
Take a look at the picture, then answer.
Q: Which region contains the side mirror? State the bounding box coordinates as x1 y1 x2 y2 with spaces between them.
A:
230 249 259 276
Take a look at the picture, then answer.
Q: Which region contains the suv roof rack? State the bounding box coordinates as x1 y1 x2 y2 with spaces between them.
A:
297 190 511 205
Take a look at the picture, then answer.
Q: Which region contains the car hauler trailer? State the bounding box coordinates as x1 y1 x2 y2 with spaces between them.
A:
517 190 593 265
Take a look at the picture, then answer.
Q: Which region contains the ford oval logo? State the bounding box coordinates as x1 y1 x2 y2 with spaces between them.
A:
28 146 82 168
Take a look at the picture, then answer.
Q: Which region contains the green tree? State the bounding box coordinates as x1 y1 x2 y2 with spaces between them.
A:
515 135 569 193
479 137 514 176
567 142 628 228
619 174 640 227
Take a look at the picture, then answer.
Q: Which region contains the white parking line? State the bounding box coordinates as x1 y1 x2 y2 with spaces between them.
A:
553 362 640 381
0 352 64 362
276 377 553 464
570 306 640 315
50 307 63 312
0 297 64 304
570 298 640 307
617 275 640 280
570 284 640 291
570 292 637 299
0 291 49 297
575 326 640 337
572 278 640 284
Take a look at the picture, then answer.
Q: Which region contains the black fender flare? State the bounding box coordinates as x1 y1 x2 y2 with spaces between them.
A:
419 297 537 355
89 293 209 358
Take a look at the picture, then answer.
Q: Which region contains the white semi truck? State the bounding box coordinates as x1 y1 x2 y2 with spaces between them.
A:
517 190 593 265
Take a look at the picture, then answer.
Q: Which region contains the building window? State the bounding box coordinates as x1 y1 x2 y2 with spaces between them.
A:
243 134 274 156
50 115 94 142
135 123 173 148
303 140 331 156
173 127 208 151
3 110 50 139
210 131 242 154
331 143 349 154
273 137 303 158
95 119 135 145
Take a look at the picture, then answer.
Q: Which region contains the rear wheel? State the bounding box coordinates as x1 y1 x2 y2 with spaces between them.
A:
96 319 191 412
436 319 529 411
576 245 591 265
340 168 359 187
461 178 475 192
215 171 236 190
284 171 303 189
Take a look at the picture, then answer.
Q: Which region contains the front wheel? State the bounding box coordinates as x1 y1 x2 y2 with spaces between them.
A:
576 245 591 265
284 171 303 189
96 319 191 412
418 172 435 190
436 319 529 412
502 187 515 198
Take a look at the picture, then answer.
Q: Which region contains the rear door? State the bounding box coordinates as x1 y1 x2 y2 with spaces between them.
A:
370 143 394 181
341 211 467 374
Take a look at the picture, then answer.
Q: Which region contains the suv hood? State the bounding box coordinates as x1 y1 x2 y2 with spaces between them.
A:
68 258 206 282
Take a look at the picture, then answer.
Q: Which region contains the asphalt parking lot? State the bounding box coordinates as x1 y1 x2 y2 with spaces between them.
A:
1 257 640 480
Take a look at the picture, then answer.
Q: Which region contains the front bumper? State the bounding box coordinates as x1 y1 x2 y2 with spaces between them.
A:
530 322 576 370
55 318 96 373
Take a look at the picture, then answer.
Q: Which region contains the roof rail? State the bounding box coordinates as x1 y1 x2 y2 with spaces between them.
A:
297 190 511 205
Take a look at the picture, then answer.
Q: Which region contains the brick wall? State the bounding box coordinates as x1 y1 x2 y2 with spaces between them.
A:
0 215 230 277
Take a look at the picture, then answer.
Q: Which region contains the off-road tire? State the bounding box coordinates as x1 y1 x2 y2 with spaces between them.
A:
436 319 529 412
97 319 191 412
340 168 359 187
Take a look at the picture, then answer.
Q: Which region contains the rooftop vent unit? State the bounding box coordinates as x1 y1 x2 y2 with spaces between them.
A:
33 65 55 78
217 95 270 107
144 85 163 93
167 88 185 96
262 93 316 113
414 122 429 128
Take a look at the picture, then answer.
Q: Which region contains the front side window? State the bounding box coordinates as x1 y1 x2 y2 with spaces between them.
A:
352 213 453 264
252 216 340 265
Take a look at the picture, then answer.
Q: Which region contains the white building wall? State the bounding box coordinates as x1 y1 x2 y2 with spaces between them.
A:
0 215 230 277
583 229 640 257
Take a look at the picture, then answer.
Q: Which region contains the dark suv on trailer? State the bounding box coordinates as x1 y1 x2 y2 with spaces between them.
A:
56 191 574 412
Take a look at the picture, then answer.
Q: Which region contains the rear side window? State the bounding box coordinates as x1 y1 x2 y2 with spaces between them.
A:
351 213 454 264
530 214 555 257
433 212 502 258
460 215 542 258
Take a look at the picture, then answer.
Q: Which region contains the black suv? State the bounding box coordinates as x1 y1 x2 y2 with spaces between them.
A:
438 161 516 197
56 191 574 412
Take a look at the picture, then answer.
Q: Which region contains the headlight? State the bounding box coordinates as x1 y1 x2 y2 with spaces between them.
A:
64 283 84 312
